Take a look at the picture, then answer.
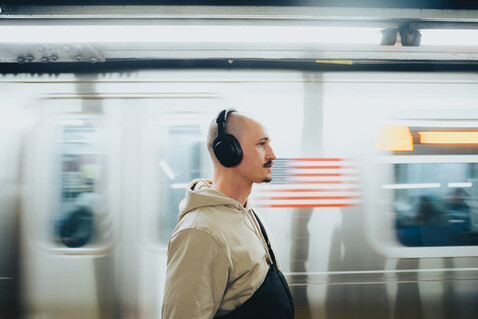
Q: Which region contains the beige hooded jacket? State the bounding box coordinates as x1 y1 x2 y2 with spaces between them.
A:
161 179 279 319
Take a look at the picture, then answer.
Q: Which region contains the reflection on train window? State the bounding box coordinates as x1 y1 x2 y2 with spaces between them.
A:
158 125 202 244
53 121 106 248
391 163 478 247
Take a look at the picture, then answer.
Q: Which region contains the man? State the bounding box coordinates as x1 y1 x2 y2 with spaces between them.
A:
162 109 294 319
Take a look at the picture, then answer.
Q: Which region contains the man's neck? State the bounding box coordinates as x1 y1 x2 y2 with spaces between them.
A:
212 173 252 207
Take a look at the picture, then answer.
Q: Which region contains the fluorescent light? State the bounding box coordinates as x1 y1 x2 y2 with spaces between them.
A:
419 131 478 144
382 183 441 189
0 25 383 45
420 29 478 46
448 182 472 188
376 125 413 152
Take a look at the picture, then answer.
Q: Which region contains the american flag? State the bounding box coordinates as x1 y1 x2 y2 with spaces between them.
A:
253 158 361 208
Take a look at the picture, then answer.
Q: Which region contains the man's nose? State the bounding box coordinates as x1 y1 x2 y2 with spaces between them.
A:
268 146 277 161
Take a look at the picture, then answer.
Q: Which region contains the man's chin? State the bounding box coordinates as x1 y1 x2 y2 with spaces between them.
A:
262 177 272 183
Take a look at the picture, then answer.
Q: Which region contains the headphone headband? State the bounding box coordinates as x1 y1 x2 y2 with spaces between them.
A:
216 108 236 137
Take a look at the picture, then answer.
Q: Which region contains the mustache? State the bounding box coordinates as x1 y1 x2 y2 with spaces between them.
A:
264 160 273 167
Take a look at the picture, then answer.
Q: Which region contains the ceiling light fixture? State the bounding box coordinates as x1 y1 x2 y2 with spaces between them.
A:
0 25 384 45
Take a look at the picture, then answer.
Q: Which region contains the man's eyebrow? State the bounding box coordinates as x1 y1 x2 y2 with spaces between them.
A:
257 137 270 143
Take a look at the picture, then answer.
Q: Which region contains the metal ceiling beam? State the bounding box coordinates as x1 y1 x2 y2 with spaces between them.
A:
1 5 478 64
1 5 478 22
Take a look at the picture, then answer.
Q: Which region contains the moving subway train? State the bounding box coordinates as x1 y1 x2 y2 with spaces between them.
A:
1 69 478 319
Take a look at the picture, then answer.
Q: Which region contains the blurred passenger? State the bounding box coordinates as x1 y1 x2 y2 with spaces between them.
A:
55 162 99 248
162 109 294 319
445 188 471 245
397 195 445 246
417 195 442 226
416 195 446 246
396 197 425 247
57 205 95 248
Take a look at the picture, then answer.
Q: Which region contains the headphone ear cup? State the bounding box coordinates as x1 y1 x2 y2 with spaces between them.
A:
213 134 243 167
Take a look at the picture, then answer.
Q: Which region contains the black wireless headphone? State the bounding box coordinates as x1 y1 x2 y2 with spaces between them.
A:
213 108 243 167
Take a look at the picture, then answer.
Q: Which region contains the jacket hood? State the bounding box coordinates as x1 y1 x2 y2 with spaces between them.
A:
178 178 246 221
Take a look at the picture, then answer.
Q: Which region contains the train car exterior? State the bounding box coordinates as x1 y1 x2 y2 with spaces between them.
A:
0 69 477 318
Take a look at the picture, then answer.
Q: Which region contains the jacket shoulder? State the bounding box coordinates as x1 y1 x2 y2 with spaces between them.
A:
176 205 242 234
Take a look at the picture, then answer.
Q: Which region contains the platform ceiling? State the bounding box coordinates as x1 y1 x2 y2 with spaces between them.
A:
1 0 477 10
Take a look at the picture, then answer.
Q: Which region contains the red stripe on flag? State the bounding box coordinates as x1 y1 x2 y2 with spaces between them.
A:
258 203 357 208
287 158 344 162
291 173 357 177
290 165 344 169
258 196 360 200
293 180 358 184
258 188 359 193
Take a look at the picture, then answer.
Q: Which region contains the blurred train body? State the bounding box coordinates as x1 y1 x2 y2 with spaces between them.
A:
1 69 478 319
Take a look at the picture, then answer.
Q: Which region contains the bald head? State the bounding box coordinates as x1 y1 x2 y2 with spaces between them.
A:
207 110 255 164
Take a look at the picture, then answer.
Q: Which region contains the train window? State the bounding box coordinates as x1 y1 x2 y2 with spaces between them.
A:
390 162 478 247
375 122 478 256
141 115 211 248
49 118 115 250
158 125 203 244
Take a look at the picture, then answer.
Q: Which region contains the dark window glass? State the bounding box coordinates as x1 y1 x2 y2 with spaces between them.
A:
392 163 478 246
53 121 105 248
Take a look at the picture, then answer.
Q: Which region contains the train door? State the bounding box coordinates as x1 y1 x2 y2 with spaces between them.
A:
21 111 120 318
137 111 212 318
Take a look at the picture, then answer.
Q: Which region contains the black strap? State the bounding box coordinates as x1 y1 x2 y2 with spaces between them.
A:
252 210 277 266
